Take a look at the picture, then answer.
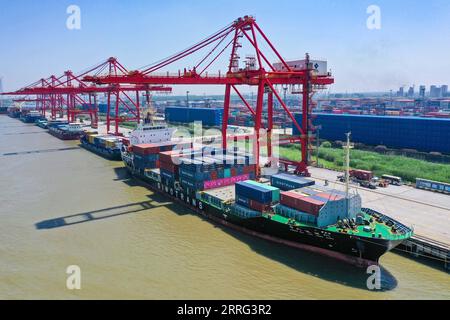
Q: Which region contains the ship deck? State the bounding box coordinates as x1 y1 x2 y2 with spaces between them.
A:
263 212 411 241
202 186 410 241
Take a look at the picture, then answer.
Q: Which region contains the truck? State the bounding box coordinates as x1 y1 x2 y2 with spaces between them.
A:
337 169 377 189
349 169 373 181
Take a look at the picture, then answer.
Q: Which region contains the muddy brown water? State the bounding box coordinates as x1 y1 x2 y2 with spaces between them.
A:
0 116 449 299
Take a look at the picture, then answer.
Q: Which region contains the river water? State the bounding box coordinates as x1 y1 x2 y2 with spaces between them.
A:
0 115 449 299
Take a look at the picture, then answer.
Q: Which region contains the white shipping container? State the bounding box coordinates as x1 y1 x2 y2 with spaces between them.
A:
273 59 328 76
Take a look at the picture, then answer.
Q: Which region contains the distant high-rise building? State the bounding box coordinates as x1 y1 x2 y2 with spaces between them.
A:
397 86 404 97
442 85 448 97
430 85 441 98
407 86 414 97
419 85 426 98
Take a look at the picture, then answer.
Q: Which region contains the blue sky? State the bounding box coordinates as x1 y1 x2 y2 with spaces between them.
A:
1 0 449 95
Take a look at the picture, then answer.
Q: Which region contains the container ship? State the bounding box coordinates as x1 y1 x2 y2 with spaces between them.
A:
37 119 69 129
48 123 84 140
80 132 123 160
20 110 46 123
36 119 49 129
7 107 21 118
120 125 413 267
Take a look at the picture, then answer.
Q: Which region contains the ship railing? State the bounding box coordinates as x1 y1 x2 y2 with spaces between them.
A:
361 207 413 239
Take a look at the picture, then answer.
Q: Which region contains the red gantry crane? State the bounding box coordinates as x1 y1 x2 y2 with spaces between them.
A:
84 16 334 176
2 58 172 134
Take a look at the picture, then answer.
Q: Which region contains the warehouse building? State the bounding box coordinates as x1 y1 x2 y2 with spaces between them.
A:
293 113 450 154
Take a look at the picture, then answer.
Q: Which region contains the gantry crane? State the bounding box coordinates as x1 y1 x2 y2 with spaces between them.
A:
84 16 334 176
2 58 172 134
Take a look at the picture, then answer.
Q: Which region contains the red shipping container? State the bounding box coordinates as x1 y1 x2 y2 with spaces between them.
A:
132 144 160 155
280 191 324 216
159 150 183 165
159 160 178 174
248 200 271 212
230 167 237 177
315 192 343 201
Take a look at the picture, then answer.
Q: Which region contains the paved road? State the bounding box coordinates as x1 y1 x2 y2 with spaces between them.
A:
308 167 450 245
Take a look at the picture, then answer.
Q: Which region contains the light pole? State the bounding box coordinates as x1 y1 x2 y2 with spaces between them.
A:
283 85 288 134
186 91 190 107
315 125 322 167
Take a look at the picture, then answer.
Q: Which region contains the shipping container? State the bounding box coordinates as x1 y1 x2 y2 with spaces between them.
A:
231 204 263 219
280 191 324 216
235 181 274 204
244 180 280 202
270 173 315 191
144 168 161 182
159 150 184 165
416 178 450 194
179 167 210 181
315 192 344 201
274 204 317 225
133 144 160 155
161 169 177 181
235 195 271 212
133 141 190 156
309 194 333 203
159 161 179 174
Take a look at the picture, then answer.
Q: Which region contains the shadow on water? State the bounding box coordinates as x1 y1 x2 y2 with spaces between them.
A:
2 147 80 157
113 166 151 187
150 199 399 290
35 199 179 230
2 131 47 135
210 222 398 291
107 165 399 291
113 167 137 183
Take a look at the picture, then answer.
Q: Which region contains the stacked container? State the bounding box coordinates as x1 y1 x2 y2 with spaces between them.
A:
178 151 255 192
159 150 183 184
132 144 161 170
144 168 162 182
275 186 356 227
279 191 324 216
132 141 191 171
234 180 280 213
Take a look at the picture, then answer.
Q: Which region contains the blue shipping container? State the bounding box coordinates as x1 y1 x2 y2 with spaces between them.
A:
270 173 315 191
235 181 273 204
